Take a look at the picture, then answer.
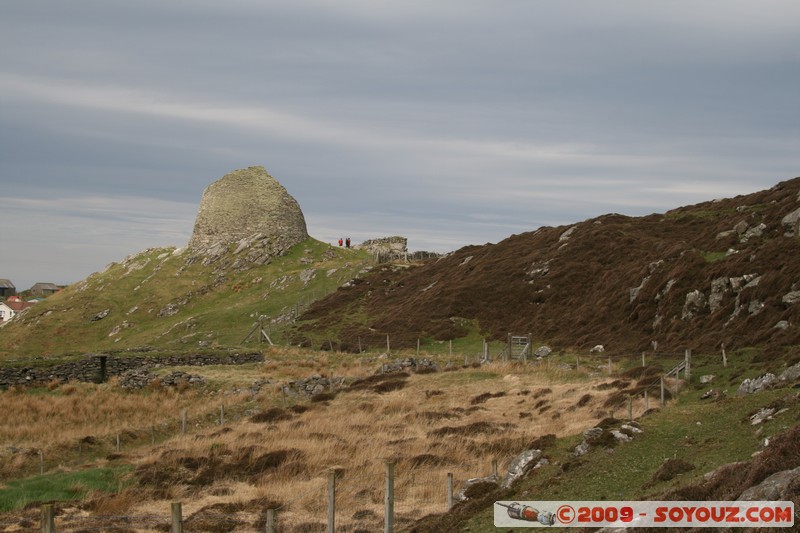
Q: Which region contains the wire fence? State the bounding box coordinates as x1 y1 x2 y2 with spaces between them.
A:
19 458 496 533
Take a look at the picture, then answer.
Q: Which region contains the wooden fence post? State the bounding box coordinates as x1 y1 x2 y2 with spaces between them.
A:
181 409 187 435
171 502 183 533
642 352 646 367
644 390 649 412
526 333 532 362
449 340 452 357
447 473 454 510
660 376 665 407
265 509 276 533
151 426 156 446
328 470 336 533
220 404 225 426
722 343 727 368
416 339 420 357
685 349 692 381
385 462 395 533
39 449 44 475
116 434 120 453
627 395 633 421
608 356 612 375
41 504 55 533
386 335 390 354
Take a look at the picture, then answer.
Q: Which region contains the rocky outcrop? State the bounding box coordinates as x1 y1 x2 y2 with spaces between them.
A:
280 374 347 397
737 466 800 501
356 236 408 262
737 361 800 395
376 357 439 374
187 166 308 263
500 448 545 489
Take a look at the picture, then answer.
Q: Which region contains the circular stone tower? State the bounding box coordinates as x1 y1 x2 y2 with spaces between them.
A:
188 166 308 257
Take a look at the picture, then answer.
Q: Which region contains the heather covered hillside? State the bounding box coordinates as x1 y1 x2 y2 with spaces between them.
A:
294 177 800 356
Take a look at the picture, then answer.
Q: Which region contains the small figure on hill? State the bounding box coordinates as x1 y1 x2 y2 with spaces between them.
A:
338 238 343 247
346 237 351 248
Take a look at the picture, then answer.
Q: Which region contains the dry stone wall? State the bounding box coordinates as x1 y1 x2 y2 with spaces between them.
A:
355 236 408 262
187 166 308 263
0 352 263 387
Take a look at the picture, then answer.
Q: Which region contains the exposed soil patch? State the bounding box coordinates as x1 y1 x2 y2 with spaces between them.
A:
463 480 498 499
348 372 410 394
470 391 506 405
372 379 407 393
136 447 306 490
621 365 663 380
529 434 557 450
187 499 280 533
644 458 696 488
595 379 631 390
428 421 509 438
349 372 410 390
414 410 463 422
407 453 452 467
310 392 336 402
250 408 292 423
533 399 548 409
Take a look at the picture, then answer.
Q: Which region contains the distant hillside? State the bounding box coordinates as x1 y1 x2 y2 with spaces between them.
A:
294 177 800 356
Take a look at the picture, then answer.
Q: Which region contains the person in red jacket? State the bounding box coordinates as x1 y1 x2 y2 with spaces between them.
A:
338 238 343 247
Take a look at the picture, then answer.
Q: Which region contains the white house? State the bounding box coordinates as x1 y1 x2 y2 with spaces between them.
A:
0 298 35 324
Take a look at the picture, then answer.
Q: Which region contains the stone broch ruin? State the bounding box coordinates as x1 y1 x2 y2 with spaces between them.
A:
188 166 309 263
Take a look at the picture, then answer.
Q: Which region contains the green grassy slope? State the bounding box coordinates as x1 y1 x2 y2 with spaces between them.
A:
0 238 373 360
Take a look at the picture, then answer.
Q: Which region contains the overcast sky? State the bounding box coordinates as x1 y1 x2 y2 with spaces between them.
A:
1 1 799 291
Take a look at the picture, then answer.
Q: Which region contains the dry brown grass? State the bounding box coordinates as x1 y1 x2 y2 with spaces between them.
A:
117 362 622 531
0 380 251 484
0 354 641 531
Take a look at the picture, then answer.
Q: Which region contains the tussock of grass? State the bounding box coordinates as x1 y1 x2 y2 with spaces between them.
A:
0 467 129 512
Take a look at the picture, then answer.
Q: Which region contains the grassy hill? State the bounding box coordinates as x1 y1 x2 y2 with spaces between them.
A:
293 177 800 358
0 238 373 361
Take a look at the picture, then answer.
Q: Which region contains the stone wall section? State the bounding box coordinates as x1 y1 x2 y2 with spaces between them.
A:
0 352 263 387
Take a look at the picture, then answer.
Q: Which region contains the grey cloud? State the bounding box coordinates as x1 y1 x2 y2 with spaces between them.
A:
1 0 798 290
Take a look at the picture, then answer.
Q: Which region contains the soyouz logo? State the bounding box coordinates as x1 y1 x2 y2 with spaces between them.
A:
494 501 795 528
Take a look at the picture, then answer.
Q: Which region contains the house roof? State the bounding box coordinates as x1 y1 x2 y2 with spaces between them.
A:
0 279 15 289
3 300 35 312
30 282 60 290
